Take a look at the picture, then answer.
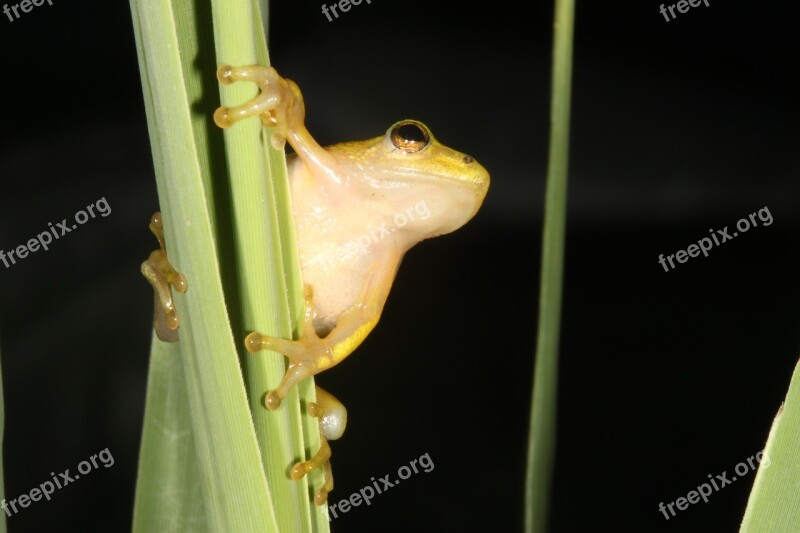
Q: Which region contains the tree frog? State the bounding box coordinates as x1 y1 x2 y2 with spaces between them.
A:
143 64 489 506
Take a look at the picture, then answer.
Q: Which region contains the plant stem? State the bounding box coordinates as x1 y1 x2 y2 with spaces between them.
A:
525 0 575 531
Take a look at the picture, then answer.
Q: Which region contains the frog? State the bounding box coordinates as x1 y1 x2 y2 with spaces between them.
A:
142 64 489 506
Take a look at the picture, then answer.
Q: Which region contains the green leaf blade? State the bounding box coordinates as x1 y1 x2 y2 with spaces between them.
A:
741 358 800 532
209 1 328 530
130 0 279 530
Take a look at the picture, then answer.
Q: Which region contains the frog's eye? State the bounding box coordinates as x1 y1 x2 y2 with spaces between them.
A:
389 121 430 153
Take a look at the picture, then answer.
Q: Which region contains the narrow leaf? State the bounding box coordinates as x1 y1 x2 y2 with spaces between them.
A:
740 358 800 532
525 0 576 531
130 0 278 529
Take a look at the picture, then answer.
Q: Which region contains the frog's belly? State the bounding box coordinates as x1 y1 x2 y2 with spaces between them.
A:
298 250 369 335
288 155 400 335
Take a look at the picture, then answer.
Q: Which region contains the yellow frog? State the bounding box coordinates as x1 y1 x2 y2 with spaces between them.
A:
142 64 489 505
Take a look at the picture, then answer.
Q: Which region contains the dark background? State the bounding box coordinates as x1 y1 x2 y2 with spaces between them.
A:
1 0 798 531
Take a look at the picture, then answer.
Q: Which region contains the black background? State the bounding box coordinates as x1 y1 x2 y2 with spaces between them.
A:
1 0 799 532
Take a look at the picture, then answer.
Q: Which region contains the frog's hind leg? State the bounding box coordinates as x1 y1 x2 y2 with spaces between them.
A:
291 386 347 505
247 256 396 411
244 282 319 374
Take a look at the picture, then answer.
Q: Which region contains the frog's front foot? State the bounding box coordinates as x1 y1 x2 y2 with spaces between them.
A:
213 64 305 150
141 212 187 342
245 284 332 410
290 387 347 505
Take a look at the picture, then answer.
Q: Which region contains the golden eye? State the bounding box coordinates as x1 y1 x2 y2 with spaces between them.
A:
389 121 430 153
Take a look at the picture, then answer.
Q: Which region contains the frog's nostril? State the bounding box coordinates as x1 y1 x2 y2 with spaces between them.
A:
463 155 474 164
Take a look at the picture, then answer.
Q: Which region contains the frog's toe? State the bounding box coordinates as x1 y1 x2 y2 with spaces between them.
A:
215 64 279 86
213 64 284 128
292 388 346 504
265 390 283 411
141 212 187 342
314 463 334 506
212 64 306 143
291 437 330 481
215 64 236 85
213 100 273 129
244 331 306 357
152 293 180 342
213 106 234 128
291 437 334 505
142 250 187 340
246 332 320 411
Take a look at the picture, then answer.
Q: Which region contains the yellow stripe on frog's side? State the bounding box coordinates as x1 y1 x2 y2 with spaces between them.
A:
330 314 379 363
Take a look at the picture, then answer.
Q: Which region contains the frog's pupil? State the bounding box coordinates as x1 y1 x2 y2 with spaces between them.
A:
396 124 426 143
